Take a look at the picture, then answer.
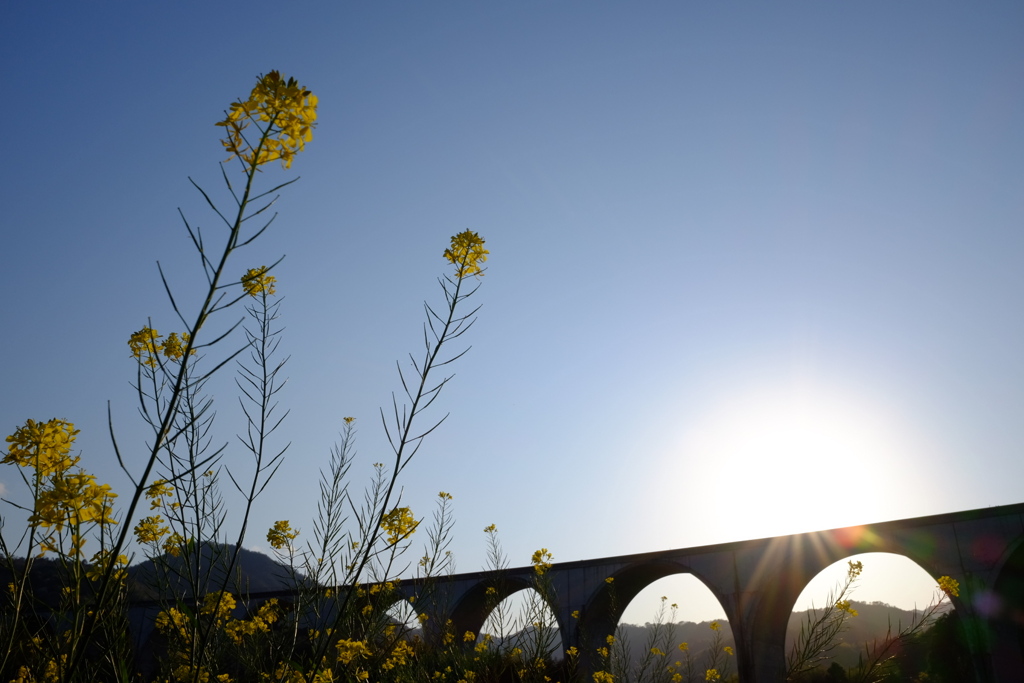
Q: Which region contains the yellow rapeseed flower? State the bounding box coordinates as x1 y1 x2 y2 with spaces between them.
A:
705 670 721 681
201 591 237 626
380 506 418 544
161 331 195 359
217 70 318 170
155 607 190 639
146 479 174 510
241 266 277 297
31 470 117 534
128 326 163 367
835 599 859 616
134 515 170 544
531 548 553 575
937 575 960 598
444 230 489 278
336 638 371 665
267 520 299 550
5 418 80 477
86 549 128 583
163 532 185 557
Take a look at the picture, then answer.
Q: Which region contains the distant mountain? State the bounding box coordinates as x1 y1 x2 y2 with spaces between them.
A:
617 600 951 672
0 545 302 608
787 600 951 671
0 556 71 608
128 543 304 601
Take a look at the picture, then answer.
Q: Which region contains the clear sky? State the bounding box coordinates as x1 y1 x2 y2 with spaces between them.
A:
3 2 1023 624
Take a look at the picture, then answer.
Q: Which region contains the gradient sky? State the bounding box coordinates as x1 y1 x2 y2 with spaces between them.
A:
3 2 1023 623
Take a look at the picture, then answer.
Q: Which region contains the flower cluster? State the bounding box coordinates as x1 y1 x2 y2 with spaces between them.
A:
31 471 117 531
835 599 859 616
158 592 286 681
134 515 170 544
938 575 960 598
380 507 419 545
146 479 175 510
217 70 317 169
531 548 553 575
5 419 118 555
267 520 299 550
5 418 80 476
443 230 489 278
163 532 186 558
336 638 371 665
224 599 281 645
128 327 194 368
85 549 129 583
241 266 277 297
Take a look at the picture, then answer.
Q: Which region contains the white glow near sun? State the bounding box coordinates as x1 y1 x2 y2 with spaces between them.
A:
679 383 922 542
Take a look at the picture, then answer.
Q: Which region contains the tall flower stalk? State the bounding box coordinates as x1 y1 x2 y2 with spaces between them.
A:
0 70 320 683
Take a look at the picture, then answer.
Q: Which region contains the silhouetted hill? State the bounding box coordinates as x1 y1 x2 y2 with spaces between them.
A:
618 600 951 672
128 543 303 601
0 556 71 608
787 600 950 671
0 545 300 608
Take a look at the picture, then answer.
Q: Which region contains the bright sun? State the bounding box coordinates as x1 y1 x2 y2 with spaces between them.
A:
679 382 926 542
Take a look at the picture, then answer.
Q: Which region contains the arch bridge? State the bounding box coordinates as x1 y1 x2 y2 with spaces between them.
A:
401 502 1024 682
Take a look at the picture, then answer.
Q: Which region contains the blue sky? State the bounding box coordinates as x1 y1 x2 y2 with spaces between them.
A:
2 2 1023 622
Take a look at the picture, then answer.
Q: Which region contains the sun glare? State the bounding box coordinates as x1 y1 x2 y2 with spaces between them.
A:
679 383 924 542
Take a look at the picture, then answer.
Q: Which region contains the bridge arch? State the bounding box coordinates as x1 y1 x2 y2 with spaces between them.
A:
585 562 704 635
784 551 955 678
477 585 563 659
446 574 536 642
384 595 420 631
573 559 738 674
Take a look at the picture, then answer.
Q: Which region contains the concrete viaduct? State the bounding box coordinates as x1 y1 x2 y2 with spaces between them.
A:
128 502 1024 681
402 501 1024 681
